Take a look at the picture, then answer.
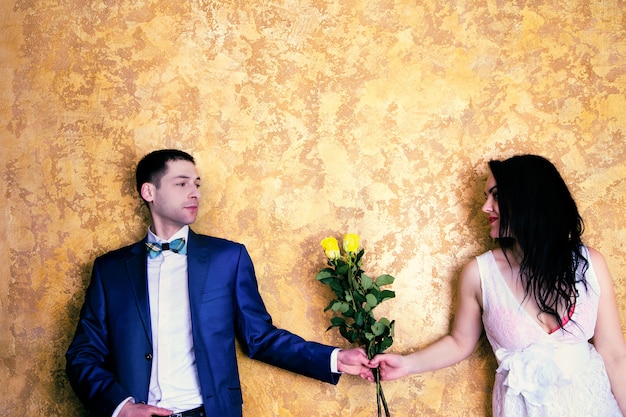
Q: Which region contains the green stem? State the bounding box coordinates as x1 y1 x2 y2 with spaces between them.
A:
374 367 391 417
380 382 390 417
375 368 382 417
347 264 360 315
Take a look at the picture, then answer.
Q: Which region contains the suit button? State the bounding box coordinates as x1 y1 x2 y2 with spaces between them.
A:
145 354 152 361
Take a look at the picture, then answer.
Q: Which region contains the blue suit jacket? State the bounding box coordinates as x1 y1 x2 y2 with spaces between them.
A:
66 230 339 417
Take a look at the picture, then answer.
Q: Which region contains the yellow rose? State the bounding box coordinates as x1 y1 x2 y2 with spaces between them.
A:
321 237 341 260
343 233 361 254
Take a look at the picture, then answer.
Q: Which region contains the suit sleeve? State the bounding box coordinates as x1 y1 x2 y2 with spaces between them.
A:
233 245 340 384
65 260 133 417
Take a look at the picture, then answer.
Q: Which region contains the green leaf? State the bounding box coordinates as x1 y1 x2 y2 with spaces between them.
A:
331 301 342 312
323 300 337 312
328 280 343 294
339 326 350 341
379 290 396 302
366 313 376 328
355 310 365 327
355 248 365 264
339 302 350 313
378 317 391 327
315 268 336 280
376 274 395 286
336 264 349 275
352 292 366 305
330 317 345 326
371 321 386 336
360 274 373 290
378 336 394 352
366 293 378 308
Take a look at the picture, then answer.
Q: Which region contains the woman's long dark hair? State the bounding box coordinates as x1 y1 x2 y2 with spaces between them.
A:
488 155 587 329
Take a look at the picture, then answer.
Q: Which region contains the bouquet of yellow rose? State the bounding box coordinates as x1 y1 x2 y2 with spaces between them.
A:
316 234 395 417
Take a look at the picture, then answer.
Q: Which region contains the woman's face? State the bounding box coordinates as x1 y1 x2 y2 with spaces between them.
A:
482 173 500 239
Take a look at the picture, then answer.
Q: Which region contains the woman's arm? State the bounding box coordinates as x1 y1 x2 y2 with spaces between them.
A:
369 259 484 380
589 247 626 414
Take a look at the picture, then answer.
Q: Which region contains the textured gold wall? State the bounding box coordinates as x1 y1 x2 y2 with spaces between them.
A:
1 1 625 416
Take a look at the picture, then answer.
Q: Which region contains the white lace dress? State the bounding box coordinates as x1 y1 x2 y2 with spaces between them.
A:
477 248 623 417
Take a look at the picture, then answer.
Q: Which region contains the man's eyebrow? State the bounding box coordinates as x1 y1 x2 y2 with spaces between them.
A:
174 175 201 180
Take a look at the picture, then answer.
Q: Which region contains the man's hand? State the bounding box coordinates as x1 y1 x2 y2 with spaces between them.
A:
337 347 374 381
118 400 172 417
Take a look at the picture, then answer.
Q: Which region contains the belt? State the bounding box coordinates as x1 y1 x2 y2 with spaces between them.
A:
170 405 206 417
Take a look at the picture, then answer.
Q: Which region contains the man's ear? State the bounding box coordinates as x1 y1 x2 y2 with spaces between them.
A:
140 183 155 203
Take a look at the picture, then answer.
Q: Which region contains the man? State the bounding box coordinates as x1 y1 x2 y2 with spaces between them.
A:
66 149 371 417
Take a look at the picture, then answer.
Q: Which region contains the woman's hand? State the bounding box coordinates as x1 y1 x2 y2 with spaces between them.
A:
369 353 412 381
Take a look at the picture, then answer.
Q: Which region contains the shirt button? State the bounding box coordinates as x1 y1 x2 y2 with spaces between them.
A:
145 353 152 361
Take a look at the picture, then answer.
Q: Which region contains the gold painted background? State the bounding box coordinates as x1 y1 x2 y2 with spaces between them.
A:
1 0 625 415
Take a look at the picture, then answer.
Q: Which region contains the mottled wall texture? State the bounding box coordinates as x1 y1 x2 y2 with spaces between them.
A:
1 0 625 415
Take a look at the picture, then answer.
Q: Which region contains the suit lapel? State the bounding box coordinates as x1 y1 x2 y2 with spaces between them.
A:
187 230 212 311
126 239 152 344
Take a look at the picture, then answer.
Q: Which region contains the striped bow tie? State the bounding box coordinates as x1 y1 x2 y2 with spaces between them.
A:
145 238 187 258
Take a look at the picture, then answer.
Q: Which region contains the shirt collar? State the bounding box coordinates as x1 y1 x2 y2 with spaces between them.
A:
147 225 190 244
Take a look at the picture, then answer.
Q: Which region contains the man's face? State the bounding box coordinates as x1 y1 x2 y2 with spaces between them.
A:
141 159 201 239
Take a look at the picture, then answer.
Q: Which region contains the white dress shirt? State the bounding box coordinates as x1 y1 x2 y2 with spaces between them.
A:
146 225 203 412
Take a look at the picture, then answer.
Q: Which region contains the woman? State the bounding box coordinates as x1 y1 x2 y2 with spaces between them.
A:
369 155 626 416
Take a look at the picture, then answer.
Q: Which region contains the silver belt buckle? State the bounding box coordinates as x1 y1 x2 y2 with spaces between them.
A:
171 413 184 417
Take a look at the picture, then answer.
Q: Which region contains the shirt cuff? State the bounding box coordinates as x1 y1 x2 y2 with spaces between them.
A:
111 397 134 417
331 348 341 374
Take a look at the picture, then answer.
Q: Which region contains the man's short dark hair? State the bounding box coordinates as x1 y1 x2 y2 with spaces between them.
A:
135 149 195 198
